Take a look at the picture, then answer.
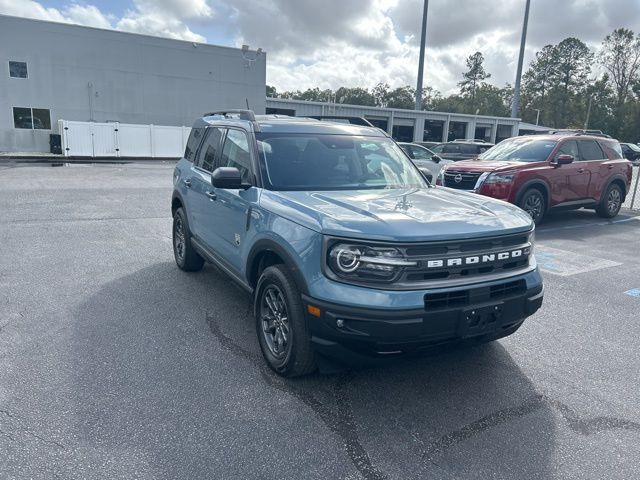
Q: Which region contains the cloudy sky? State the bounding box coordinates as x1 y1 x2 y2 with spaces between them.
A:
2 0 639 94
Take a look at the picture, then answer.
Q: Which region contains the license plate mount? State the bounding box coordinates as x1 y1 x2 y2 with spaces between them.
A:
459 303 503 338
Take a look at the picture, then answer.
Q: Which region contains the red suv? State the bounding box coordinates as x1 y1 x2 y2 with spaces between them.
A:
436 134 633 223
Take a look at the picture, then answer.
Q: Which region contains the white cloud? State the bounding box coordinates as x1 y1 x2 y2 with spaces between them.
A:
1 0 635 92
0 0 65 22
65 4 112 29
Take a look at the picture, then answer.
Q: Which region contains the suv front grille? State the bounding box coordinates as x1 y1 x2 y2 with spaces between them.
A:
395 233 533 289
443 171 482 190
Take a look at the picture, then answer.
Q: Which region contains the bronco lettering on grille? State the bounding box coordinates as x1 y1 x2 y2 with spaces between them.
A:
425 248 529 269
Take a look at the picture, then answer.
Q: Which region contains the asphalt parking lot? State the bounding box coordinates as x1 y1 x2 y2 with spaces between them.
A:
1 161 640 479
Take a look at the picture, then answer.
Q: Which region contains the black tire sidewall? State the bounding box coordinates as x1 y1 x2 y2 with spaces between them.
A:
598 184 623 218
254 265 313 376
173 208 188 269
519 189 545 224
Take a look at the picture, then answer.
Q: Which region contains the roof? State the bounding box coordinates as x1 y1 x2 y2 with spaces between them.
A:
196 114 388 137
513 134 617 142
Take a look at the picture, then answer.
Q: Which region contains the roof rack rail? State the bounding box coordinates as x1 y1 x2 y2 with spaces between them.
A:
203 109 260 131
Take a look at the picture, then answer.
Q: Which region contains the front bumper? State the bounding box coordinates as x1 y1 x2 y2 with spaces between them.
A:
303 269 543 362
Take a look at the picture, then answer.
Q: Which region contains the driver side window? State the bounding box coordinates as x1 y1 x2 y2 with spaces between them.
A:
555 140 579 161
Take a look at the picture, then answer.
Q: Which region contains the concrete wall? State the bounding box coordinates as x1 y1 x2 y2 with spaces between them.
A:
0 15 266 153
266 98 520 144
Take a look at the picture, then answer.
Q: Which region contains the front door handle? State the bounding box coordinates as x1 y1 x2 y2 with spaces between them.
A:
607 165 614 170
577 168 585 174
205 190 217 201
183 178 192 188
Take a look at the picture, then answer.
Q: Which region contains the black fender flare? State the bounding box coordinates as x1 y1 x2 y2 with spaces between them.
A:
171 190 186 215
246 239 310 295
516 180 551 211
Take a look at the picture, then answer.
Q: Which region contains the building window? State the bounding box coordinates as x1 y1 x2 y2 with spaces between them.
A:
9 61 28 78
13 107 51 130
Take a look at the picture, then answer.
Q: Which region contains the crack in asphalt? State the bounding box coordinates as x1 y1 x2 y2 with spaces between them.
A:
206 310 387 480
0 409 66 450
421 394 640 461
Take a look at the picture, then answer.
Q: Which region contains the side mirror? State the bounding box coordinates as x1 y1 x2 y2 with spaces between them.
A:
418 167 433 183
431 154 442 164
211 167 248 189
554 154 574 166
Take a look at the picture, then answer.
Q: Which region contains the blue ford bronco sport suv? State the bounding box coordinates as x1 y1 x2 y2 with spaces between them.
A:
172 110 543 377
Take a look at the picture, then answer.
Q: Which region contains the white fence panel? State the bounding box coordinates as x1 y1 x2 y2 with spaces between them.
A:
92 123 118 157
59 119 188 158
117 123 152 157
60 120 93 157
152 125 185 158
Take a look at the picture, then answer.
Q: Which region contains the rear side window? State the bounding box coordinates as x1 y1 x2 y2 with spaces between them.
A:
578 140 605 161
184 127 205 161
458 144 477 155
197 127 224 172
600 141 623 160
442 144 460 154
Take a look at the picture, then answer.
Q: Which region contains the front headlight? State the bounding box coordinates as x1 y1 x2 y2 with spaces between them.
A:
484 172 515 184
327 243 417 282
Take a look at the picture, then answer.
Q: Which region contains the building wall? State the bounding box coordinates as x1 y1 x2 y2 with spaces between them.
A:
266 98 520 144
0 15 266 153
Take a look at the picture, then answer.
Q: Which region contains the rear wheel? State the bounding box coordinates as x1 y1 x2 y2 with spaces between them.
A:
255 265 316 377
596 183 623 218
518 189 546 224
173 207 204 272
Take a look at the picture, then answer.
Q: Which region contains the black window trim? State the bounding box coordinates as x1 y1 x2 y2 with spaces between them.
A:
193 126 227 174
219 126 257 185
8 60 28 79
12 106 52 130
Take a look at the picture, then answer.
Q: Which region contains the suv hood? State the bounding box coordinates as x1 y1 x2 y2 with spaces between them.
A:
446 159 542 173
260 187 533 242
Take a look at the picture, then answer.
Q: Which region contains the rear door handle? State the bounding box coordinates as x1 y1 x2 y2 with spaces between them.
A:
205 190 217 201
183 178 192 188
607 165 614 170
577 168 585 174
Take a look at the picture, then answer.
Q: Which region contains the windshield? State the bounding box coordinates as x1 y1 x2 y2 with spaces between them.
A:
256 134 427 191
479 138 557 162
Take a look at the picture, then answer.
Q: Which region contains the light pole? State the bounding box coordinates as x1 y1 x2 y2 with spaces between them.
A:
511 0 531 118
534 108 541 125
415 0 429 110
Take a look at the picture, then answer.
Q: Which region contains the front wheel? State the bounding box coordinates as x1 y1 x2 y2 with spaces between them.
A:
173 207 204 272
596 183 623 218
518 189 546 225
254 265 316 377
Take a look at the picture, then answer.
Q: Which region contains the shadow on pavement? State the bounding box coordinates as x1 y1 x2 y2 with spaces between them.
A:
71 261 558 479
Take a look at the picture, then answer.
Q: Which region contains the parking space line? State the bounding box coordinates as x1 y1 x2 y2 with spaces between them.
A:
535 245 622 276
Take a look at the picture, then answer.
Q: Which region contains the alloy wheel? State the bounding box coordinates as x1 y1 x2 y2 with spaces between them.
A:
523 193 543 221
260 285 291 359
607 188 621 215
174 216 186 262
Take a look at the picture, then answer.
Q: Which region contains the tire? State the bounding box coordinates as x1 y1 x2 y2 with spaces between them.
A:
596 183 623 219
172 207 204 272
254 265 316 377
518 188 546 225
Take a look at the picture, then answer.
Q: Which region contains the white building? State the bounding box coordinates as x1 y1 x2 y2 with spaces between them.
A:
0 14 266 153
266 98 520 144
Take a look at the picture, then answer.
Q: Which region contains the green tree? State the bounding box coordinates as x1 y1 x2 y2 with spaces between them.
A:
459 52 491 110
334 87 376 106
384 86 416 109
266 85 278 97
599 28 640 107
